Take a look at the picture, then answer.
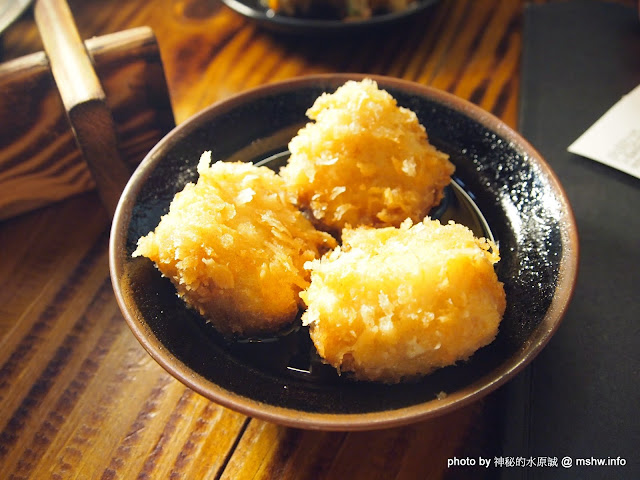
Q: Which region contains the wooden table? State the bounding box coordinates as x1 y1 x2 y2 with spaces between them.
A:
0 1 634 478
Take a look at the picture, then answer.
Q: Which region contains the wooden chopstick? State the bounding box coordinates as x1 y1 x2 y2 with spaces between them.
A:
33 0 132 216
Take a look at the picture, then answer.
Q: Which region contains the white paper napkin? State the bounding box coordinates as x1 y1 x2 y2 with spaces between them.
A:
568 84 640 180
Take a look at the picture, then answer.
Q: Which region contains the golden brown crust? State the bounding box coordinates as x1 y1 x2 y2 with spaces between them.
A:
134 152 336 336
280 79 455 234
301 218 506 383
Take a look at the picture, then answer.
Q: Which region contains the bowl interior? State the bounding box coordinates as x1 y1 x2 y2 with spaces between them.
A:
110 75 577 430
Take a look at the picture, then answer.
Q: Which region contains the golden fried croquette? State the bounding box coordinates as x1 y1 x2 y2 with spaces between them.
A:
133 152 336 336
300 218 506 383
280 79 455 232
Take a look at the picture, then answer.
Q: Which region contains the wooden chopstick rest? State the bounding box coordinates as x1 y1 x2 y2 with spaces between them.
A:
33 0 137 216
0 26 175 220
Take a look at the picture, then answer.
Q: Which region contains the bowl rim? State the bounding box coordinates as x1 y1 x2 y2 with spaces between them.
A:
109 73 579 431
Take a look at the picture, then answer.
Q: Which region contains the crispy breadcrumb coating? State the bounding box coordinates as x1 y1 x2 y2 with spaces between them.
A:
280 79 455 232
300 218 506 383
133 152 336 336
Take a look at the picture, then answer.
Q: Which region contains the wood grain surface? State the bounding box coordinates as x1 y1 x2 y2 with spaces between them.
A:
0 26 174 220
0 0 635 479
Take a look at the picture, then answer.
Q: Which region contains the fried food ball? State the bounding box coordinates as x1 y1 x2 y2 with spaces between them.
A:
300 218 506 383
133 152 337 336
280 79 455 233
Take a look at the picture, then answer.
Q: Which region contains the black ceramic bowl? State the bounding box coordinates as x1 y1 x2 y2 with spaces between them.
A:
109 74 578 431
219 0 440 34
